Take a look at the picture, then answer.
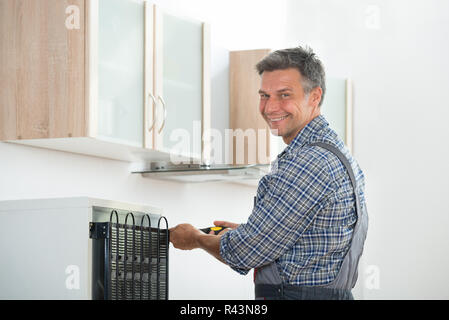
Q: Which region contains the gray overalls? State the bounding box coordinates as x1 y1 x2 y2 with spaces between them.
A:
254 142 369 300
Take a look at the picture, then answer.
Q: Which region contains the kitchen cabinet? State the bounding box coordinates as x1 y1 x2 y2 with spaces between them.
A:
151 5 211 163
321 77 353 152
229 49 353 165
0 0 210 164
230 49 287 165
96 0 145 148
0 197 164 299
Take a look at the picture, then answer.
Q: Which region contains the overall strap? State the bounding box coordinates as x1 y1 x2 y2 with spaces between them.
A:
309 142 361 219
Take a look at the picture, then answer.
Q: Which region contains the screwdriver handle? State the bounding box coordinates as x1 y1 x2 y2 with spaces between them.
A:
200 226 227 235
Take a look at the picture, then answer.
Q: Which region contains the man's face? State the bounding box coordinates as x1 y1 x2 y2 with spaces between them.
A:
258 68 321 144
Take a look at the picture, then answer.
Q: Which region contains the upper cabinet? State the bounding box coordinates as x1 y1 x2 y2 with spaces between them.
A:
229 49 352 165
320 77 353 152
151 5 210 162
0 0 87 141
96 0 145 148
0 0 210 163
230 49 287 166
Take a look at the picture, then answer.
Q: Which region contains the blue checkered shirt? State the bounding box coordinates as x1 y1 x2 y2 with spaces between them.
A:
220 115 366 286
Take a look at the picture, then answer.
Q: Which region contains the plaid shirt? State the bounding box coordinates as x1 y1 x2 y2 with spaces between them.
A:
220 115 366 286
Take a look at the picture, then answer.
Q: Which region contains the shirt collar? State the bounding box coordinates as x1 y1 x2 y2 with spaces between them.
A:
279 114 329 157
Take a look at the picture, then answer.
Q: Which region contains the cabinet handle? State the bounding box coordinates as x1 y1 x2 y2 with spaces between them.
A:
158 95 167 134
147 93 157 132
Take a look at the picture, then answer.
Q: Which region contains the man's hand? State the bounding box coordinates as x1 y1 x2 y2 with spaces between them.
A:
169 223 202 250
213 220 240 233
169 222 231 264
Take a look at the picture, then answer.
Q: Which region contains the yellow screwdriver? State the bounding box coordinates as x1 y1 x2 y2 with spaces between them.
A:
200 226 227 235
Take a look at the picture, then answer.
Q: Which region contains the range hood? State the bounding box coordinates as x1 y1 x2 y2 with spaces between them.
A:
130 162 270 184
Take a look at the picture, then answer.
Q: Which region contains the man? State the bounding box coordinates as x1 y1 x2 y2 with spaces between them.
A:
169 46 368 300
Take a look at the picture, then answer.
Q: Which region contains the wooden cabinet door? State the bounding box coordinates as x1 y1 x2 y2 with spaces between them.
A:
230 50 352 165
0 0 86 141
230 49 283 165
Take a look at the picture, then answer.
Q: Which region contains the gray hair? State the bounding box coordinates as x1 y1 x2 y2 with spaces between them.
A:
256 46 326 107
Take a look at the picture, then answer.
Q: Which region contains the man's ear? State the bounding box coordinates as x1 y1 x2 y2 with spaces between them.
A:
309 87 323 108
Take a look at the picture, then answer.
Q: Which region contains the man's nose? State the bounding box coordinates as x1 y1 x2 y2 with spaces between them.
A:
262 97 280 114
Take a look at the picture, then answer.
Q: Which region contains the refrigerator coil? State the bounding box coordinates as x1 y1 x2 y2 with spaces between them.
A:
90 210 169 300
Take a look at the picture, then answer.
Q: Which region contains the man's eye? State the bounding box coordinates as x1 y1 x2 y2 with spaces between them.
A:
260 94 269 99
281 93 290 98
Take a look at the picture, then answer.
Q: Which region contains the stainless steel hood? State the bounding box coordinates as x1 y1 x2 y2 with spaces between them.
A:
130 162 270 183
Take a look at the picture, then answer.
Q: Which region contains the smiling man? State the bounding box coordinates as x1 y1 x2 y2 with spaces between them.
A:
169 46 368 300
258 66 322 144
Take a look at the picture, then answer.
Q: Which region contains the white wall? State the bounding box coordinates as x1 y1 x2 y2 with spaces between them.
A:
1 0 448 300
283 0 449 299
0 0 289 300
0 142 258 299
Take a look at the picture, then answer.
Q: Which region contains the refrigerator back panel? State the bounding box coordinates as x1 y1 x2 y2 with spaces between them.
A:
90 210 169 300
